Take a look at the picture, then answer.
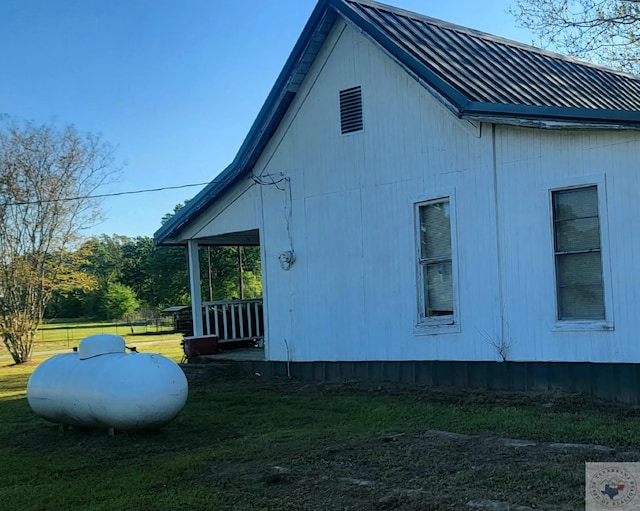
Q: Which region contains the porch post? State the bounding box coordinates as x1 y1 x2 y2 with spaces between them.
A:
187 240 204 336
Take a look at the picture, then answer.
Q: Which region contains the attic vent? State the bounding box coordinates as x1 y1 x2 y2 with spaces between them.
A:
339 86 363 134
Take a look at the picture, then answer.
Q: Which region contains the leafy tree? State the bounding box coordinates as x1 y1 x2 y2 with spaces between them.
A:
145 241 189 307
46 234 189 318
103 282 139 320
45 234 127 319
45 244 99 318
83 234 129 287
511 0 640 72
120 235 189 309
200 246 262 301
0 118 118 363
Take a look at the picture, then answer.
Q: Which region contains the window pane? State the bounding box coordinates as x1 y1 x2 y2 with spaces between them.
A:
556 252 605 320
555 217 600 252
553 186 598 221
558 285 605 320
425 261 453 317
420 201 451 259
552 186 606 321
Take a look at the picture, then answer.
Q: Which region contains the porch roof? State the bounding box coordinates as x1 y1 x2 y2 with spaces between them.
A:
155 0 640 246
190 229 260 247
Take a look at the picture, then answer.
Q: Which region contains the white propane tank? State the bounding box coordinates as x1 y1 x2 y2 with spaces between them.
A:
27 334 188 430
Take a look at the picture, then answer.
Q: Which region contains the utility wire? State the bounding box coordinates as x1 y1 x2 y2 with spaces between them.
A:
4 181 213 206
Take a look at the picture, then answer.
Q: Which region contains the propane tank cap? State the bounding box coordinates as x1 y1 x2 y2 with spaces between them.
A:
78 334 126 360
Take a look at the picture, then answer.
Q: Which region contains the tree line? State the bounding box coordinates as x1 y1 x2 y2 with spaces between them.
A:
45 234 262 321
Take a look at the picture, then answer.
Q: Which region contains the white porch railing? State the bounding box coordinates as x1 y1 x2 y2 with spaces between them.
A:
201 299 264 343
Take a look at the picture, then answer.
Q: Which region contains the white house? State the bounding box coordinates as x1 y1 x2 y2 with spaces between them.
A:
155 0 640 392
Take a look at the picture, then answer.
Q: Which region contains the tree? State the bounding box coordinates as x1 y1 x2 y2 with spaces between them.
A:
45 244 99 318
200 246 262 301
142 239 190 308
103 282 139 320
0 118 118 363
511 0 640 72
82 234 128 287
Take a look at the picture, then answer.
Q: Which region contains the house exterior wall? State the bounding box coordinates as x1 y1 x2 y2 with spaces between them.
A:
253 21 503 362
495 126 640 362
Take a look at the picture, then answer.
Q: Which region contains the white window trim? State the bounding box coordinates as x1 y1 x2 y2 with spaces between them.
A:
546 174 614 332
413 191 461 336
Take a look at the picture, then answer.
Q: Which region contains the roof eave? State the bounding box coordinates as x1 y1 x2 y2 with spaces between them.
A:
463 102 640 129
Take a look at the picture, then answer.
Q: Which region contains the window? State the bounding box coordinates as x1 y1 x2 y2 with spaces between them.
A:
417 198 455 324
552 185 605 321
339 86 363 134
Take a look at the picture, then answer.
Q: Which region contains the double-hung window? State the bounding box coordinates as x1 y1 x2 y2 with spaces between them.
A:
552 185 606 321
417 198 456 326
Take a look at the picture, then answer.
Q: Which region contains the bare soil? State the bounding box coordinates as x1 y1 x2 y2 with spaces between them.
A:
183 367 639 510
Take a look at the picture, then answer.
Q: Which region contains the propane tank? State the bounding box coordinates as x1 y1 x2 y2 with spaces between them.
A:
27 334 188 430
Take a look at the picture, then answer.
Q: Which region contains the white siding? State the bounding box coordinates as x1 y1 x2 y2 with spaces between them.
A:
495 126 640 362
253 21 501 362
181 180 261 240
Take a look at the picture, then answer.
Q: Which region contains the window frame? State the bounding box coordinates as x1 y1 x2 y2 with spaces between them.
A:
548 176 614 331
414 193 460 335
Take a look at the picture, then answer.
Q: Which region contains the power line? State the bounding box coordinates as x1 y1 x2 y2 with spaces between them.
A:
4 181 213 206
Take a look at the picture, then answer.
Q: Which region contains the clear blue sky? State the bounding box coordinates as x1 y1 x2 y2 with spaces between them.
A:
0 0 535 239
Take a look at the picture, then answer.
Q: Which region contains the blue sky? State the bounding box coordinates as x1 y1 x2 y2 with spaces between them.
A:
0 0 535 239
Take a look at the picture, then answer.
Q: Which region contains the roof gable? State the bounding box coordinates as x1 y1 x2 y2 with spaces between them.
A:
155 0 640 245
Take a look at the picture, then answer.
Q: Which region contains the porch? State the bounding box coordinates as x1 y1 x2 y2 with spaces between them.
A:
181 226 265 360
180 298 265 362
201 298 264 347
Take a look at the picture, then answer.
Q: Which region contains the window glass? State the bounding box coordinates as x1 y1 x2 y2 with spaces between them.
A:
552 186 605 321
418 199 454 320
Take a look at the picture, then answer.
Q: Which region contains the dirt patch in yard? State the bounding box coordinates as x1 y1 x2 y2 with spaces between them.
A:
178 372 640 510
204 427 630 510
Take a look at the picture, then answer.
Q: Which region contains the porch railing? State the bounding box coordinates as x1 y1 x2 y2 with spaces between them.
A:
201 299 264 344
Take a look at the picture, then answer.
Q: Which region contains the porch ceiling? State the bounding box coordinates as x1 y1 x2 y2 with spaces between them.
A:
192 229 260 247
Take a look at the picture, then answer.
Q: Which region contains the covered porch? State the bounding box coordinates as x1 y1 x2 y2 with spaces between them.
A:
184 228 265 357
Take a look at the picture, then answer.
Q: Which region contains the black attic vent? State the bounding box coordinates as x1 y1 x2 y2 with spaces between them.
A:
339 86 363 134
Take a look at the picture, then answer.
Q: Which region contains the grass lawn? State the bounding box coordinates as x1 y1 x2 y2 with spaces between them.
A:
2 346 640 510
0 319 183 357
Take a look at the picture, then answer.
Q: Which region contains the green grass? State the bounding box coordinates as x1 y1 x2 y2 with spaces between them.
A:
0 319 183 356
2 350 640 510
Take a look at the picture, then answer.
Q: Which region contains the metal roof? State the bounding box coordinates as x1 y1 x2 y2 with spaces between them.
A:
155 0 640 246
341 0 640 124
